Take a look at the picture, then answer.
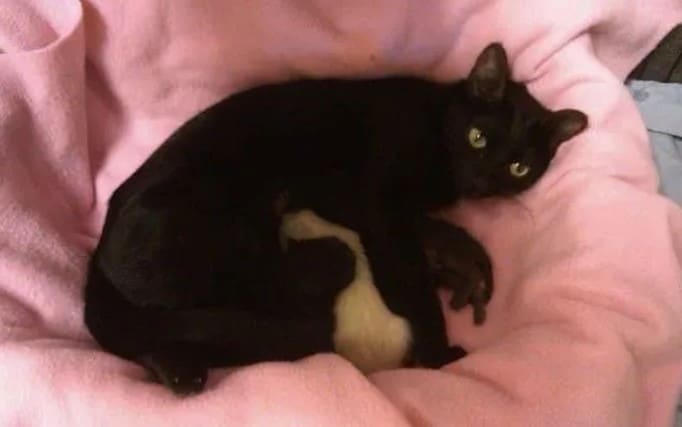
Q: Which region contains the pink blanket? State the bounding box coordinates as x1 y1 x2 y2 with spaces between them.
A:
1 1 681 425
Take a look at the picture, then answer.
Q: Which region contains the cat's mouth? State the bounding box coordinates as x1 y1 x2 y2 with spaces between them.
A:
460 184 519 199
463 190 496 199
459 179 495 199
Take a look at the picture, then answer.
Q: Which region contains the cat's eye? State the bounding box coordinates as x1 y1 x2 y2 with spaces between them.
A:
468 127 487 149
509 162 530 178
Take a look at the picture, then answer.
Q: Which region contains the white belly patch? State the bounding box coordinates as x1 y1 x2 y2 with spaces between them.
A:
281 209 412 373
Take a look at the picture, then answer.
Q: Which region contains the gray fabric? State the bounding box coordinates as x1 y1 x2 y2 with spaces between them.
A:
628 80 682 205
627 80 682 426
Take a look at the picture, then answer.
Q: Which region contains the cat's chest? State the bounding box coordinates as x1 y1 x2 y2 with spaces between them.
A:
281 210 412 373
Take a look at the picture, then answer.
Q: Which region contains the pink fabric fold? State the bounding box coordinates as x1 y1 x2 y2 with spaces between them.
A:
0 1 680 425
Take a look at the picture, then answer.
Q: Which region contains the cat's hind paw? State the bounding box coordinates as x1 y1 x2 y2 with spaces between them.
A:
138 348 208 396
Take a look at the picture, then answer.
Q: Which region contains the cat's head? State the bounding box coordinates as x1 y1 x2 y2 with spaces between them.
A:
442 43 588 198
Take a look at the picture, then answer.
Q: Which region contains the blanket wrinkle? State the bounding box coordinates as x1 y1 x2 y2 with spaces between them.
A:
0 0 681 425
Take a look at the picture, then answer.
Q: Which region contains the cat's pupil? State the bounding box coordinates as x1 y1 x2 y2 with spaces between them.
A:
468 127 487 149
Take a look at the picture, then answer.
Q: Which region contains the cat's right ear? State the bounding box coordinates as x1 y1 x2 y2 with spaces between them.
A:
545 109 588 152
468 43 510 103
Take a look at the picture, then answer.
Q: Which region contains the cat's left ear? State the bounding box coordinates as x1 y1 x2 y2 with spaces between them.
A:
468 43 510 103
545 109 588 151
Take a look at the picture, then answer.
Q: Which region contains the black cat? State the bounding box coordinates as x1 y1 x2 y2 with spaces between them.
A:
84 43 587 394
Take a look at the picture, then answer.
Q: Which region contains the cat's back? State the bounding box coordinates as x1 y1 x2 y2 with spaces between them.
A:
108 79 363 206
106 76 447 237
111 77 442 200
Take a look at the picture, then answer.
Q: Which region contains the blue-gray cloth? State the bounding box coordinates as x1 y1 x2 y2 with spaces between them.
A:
628 80 682 425
628 80 682 206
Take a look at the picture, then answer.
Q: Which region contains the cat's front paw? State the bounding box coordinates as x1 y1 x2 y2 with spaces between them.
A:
418 218 493 325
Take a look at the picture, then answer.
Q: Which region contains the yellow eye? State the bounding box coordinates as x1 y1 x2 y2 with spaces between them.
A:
509 162 530 178
468 127 487 149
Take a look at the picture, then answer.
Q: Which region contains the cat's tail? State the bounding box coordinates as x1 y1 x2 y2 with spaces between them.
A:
83 262 334 366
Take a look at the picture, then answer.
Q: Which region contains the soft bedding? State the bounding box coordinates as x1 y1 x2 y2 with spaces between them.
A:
0 1 681 426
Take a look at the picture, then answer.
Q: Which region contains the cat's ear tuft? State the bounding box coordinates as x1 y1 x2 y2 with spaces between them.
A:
546 109 588 150
468 43 510 103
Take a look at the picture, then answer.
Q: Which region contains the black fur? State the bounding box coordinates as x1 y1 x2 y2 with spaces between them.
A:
84 43 588 394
